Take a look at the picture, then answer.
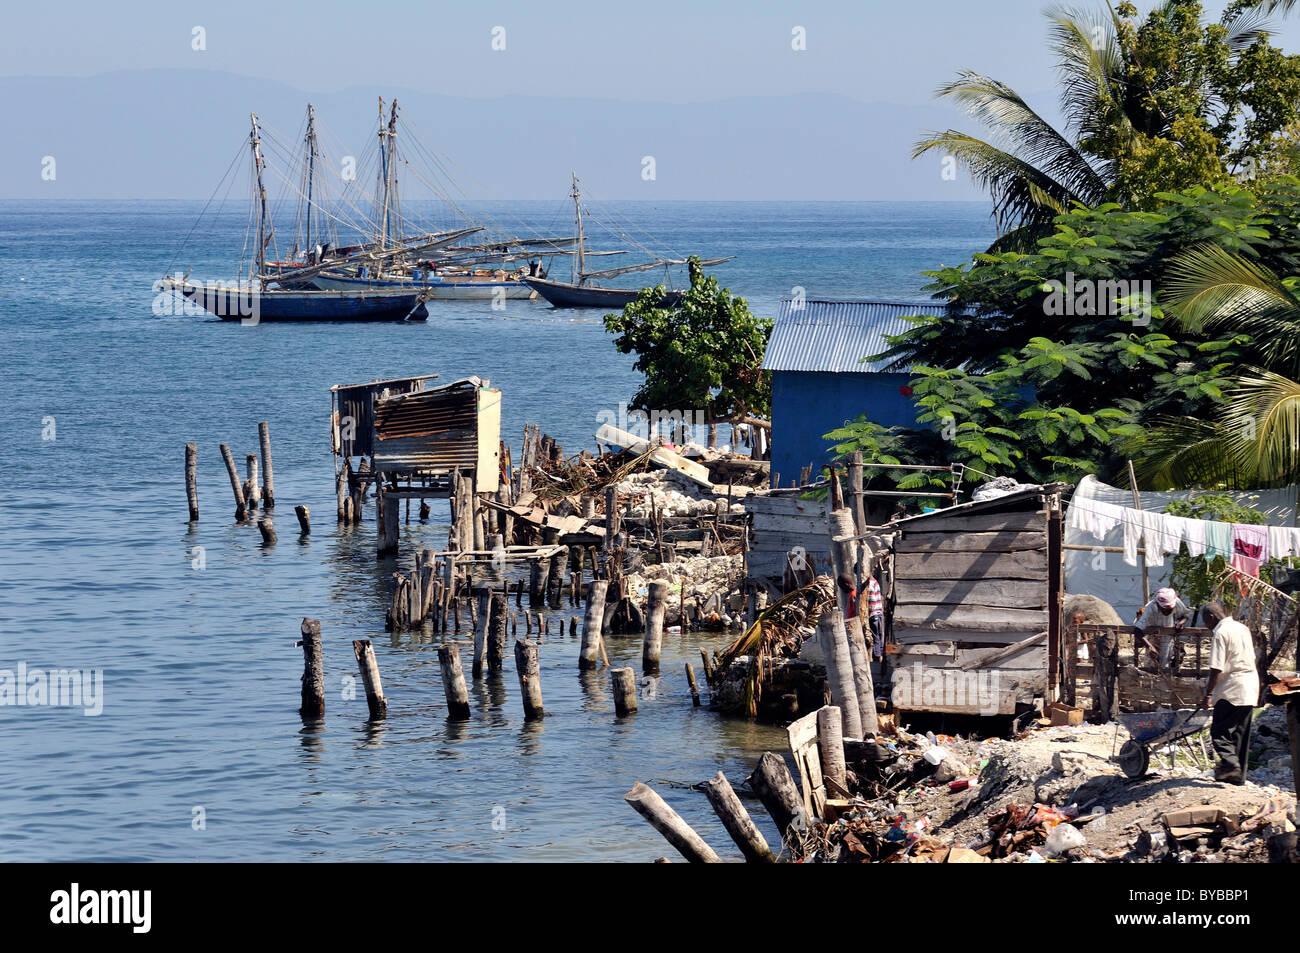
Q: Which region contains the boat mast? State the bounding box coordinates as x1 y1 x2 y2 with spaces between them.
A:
376 97 389 249
571 172 585 286
386 100 399 249
250 113 272 289
304 103 318 259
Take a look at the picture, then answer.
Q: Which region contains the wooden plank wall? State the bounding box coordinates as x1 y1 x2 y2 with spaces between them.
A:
888 505 1053 715
746 493 829 584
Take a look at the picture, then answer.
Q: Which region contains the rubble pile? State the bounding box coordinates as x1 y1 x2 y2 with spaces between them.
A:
621 553 745 627
793 719 1297 863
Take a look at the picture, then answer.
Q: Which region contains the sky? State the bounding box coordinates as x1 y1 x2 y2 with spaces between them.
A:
3 0 1298 199
0 0 1205 103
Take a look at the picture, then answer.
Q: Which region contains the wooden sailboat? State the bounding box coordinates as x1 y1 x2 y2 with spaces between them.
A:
164 109 430 322
523 173 733 308
303 99 565 300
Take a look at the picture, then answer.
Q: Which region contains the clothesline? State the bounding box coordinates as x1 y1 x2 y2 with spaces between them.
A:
1066 496 1300 577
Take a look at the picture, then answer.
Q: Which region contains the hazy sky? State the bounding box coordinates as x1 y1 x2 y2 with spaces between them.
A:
8 0 1294 105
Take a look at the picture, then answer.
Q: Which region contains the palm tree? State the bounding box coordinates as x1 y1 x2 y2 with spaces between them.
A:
915 2 1276 242
1134 243 1300 487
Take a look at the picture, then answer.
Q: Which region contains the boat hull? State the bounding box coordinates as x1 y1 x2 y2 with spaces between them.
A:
522 277 683 309
173 282 429 322
312 273 536 300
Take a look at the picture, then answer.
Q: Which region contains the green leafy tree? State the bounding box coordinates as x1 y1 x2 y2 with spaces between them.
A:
915 1 1300 243
603 257 772 424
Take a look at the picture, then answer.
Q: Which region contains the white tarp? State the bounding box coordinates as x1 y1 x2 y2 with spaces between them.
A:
1064 474 1299 622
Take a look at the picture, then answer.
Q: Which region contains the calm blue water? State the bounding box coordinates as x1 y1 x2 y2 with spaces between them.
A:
0 199 994 861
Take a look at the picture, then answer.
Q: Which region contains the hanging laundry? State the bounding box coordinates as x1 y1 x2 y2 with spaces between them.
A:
1066 498 1124 541
1268 524 1300 561
1140 510 1168 568
1205 521 1233 560
1121 509 1143 567
1169 513 1207 556
1230 523 1268 578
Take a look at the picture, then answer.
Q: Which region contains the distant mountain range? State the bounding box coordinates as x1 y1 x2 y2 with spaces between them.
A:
0 68 994 201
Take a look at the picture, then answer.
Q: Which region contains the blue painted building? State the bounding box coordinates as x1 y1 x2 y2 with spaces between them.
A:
762 297 951 487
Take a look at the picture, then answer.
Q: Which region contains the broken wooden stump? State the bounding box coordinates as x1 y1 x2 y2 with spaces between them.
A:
514 638 544 721
748 751 808 841
257 516 277 547
473 589 491 678
219 443 247 520
624 781 720 863
243 453 260 512
704 770 774 863
297 618 325 720
685 662 701 707
438 643 471 721
488 592 509 674
185 442 199 521
642 580 668 675
817 609 863 739
258 421 275 508
294 505 310 536
817 705 847 793
579 580 608 671
612 667 638 716
352 639 388 719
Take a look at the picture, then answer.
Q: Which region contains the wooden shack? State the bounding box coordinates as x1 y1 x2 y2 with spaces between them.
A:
886 485 1066 717
331 375 501 495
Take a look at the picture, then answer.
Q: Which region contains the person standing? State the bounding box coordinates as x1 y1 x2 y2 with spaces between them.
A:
1133 586 1191 672
1200 601 1260 785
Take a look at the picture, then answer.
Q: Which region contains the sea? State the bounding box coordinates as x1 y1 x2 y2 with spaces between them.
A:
0 199 994 861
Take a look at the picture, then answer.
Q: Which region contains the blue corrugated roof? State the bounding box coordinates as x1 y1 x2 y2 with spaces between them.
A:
762 298 953 373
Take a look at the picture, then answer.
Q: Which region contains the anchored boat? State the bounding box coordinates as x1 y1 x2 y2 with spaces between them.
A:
523 173 733 308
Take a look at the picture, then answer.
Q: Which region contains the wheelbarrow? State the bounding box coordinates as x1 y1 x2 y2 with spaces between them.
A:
1114 706 1213 779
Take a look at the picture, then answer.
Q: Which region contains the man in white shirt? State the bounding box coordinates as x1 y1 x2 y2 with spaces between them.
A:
1200 601 1260 785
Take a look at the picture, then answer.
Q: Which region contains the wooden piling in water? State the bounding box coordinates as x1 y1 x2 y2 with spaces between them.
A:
624 782 720 864
604 486 620 550
488 593 509 674
473 590 491 677
185 442 199 521
378 489 400 556
295 505 310 536
817 609 863 739
685 662 701 706
703 770 774 863
748 751 808 840
219 443 247 520
257 516 277 546
817 705 847 793
438 643 471 720
579 580 608 670
611 667 637 716
643 580 668 675
352 639 387 719
297 618 325 720
245 453 261 510
514 639 544 720
258 421 275 508
569 616 577 638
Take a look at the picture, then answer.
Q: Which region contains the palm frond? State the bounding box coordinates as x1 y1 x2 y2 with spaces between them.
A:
913 130 1091 232
1165 244 1300 375
927 70 1109 206
1223 368 1300 483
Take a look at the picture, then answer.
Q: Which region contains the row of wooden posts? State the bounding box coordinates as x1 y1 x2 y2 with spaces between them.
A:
186 423 311 540
625 709 846 863
296 604 705 725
